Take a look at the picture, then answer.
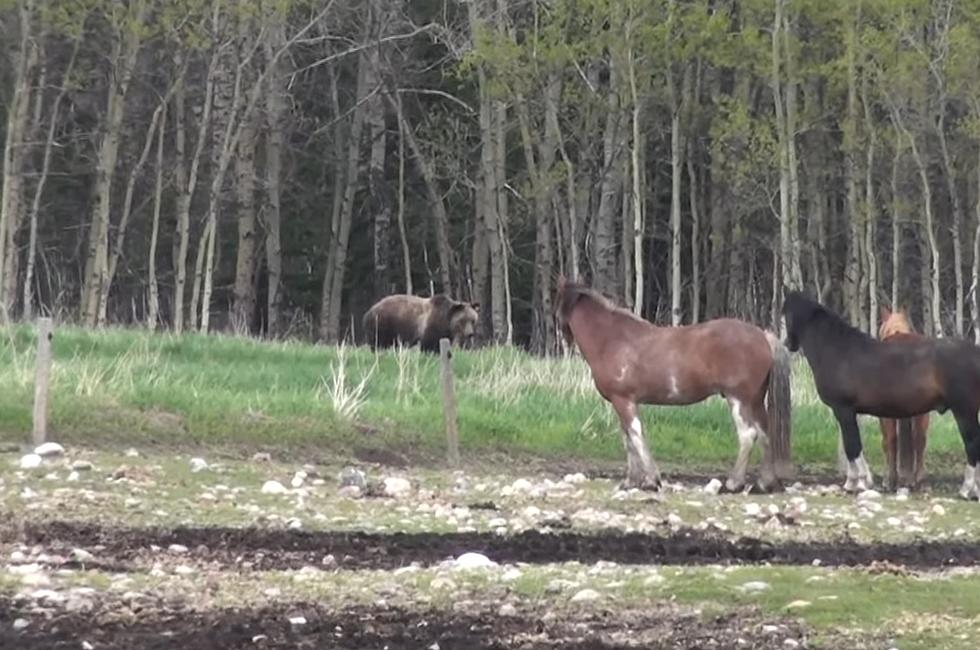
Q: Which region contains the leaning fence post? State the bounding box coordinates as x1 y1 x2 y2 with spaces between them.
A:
439 338 460 468
32 317 53 445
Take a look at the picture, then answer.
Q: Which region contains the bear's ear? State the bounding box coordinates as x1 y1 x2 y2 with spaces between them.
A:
470 302 480 312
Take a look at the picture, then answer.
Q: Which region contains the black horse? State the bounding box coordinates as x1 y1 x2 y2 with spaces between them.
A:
781 291 980 499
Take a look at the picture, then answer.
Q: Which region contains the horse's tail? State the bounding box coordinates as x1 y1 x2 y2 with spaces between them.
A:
764 331 795 480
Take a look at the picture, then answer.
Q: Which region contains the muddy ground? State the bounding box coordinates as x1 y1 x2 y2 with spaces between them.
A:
0 594 810 650
12 519 980 573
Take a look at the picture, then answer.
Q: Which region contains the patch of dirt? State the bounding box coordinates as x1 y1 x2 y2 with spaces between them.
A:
0 596 813 649
13 520 980 571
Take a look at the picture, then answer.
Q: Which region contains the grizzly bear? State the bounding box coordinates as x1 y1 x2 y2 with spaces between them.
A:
362 293 480 353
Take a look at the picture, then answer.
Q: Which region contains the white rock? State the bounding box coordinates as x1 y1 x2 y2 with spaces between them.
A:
124 448 140 457
252 452 272 462
338 467 367 489
667 513 683 527
785 600 811 609
886 517 902 527
19 454 42 469
743 503 762 517
643 574 666 586
703 478 723 495
34 442 65 457
8 563 43 575
288 518 303 530
563 473 588 484
189 457 209 473
291 475 305 488
71 548 94 562
783 640 800 648
338 485 362 498
261 480 287 495
12 618 29 631
498 603 518 616
383 477 412 498
453 552 497 570
932 504 947 516
70 460 93 471
501 568 522 582
522 506 541 518
66 472 80 482
510 478 533 493
570 588 601 603
168 544 189 554
738 581 770 593
857 489 881 500
21 573 51 587
288 616 307 626
82 642 95 650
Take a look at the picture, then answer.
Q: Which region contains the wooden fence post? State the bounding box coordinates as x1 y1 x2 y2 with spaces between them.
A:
439 338 460 468
32 317 53 445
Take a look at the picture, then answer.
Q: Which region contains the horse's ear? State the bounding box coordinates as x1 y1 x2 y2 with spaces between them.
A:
879 305 892 321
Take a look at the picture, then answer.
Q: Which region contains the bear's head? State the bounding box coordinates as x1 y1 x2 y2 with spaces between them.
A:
449 301 480 347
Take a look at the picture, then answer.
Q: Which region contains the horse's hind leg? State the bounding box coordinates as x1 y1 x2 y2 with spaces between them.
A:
611 398 662 491
952 410 980 500
879 418 898 491
725 396 770 493
913 414 929 489
834 406 873 493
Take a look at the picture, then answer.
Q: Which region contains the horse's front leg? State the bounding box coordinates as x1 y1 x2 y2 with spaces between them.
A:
834 406 872 493
879 418 898 491
611 398 662 491
952 410 980 500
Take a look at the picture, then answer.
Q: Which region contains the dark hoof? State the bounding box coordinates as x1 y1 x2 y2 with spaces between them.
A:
752 478 783 494
619 477 663 492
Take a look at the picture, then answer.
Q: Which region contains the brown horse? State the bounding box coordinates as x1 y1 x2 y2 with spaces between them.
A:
878 306 930 490
556 277 790 492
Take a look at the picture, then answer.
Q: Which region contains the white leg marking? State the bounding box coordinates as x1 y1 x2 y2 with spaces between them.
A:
856 453 874 488
627 417 658 481
960 464 977 500
727 400 758 491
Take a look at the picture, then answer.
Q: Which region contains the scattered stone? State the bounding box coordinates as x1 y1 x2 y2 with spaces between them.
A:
501 568 522 582
886 516 902 527
261 480 287 495
168 544 189 554
666 513 683 527
703 478 723 495
430 577 457 591
338 467 367 490
288 616 307 626
570 588 601 603
932 504 947 516
643 574 666 586
743 503 762 517
189 457 209 473
453 552 497 570
783 640 800 648
70 460 93 471
738 581 770 593
252 452 272 462
785 600 811 610
82 641 94 650
291 472 306 488
762 625 781 634
338 485 362 499
321 554 337 568
124 448 140 458
562 473 587 484
251 635 268 643
498 603 517 617
383 476 412 498
71 548 94 562
12 618 29 631
287 518 303 530
857 489 881 500
19 454 42 469
510 478 533 493
8 563 43 575
34 442 65 457
68 471 80 481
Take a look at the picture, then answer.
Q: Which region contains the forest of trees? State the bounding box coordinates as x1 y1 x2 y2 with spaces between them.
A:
2 0 980 354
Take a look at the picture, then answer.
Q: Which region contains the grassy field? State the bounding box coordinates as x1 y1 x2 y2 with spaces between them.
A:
0 323 969 474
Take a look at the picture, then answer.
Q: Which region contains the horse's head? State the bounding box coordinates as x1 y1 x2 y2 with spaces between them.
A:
878 305 913 339
781 291 818 352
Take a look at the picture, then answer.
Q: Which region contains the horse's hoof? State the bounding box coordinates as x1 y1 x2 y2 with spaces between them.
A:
754 478 782 494
725 478 745 493
620 477 663 492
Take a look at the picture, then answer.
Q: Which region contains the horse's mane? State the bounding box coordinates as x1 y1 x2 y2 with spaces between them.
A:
558 281 647 326
786 292 872 344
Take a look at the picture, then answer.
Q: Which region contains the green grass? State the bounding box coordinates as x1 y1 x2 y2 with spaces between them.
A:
0 324 968 471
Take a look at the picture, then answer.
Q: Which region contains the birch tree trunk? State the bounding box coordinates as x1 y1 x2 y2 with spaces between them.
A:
231 109 259 334
263 19 286 337
394 93 412 295
318 53 369 342
891 146 902 310
972 135 980 343
861 75 878 334
0 0 39 319
147 102 166 330
386 92 452 294
593 57 622 298
842 10 862 324
366 17 392 302
81 0 148 327
23 36 78 320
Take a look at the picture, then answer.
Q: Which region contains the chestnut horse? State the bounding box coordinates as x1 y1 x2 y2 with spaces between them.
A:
878 306 930 490
782 291 980 499
556 277 790 493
